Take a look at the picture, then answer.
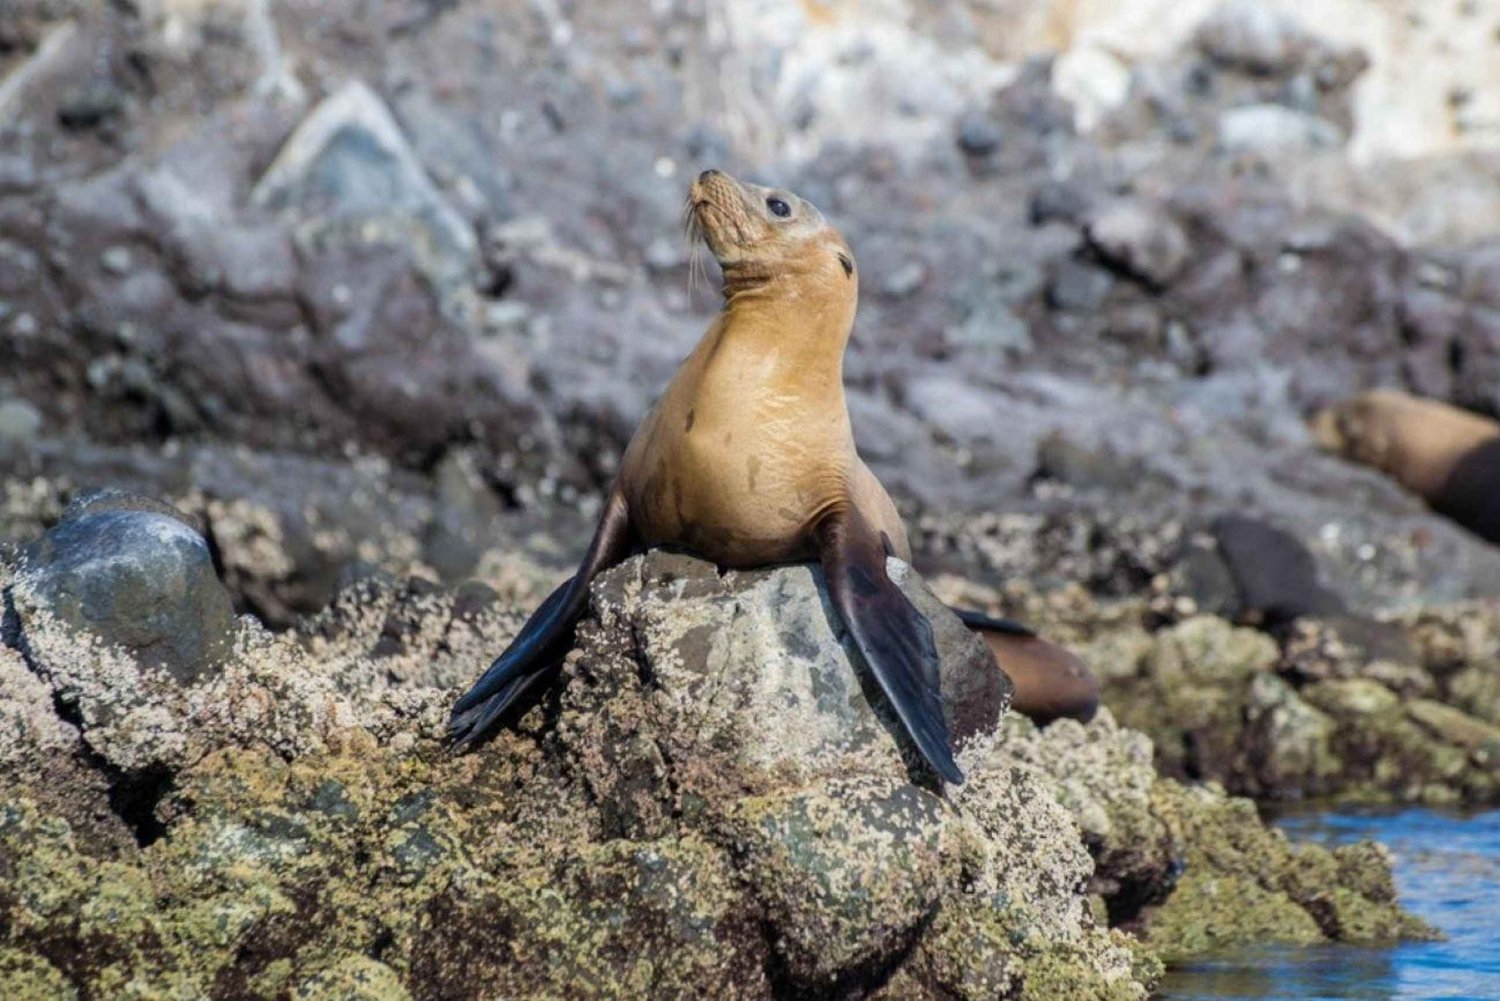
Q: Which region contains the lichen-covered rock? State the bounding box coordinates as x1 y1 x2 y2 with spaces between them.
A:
0 543 1433 999
293 956 411 1001
1141 783 1435 961
987 714 1436 962
0 544 1158 1000
1084 598 1500 806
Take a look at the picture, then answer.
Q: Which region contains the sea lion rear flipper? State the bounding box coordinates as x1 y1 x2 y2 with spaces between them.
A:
950 608 1036 637
817 507 963 785
448 489 633 748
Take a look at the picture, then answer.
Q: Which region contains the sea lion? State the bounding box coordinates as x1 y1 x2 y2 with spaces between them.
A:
956 610 1099 725
450 169 1098 783
1311 389 1500 545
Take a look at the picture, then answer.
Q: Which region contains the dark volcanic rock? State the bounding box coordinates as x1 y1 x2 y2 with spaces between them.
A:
1211 514 1347 624
11 491 236 683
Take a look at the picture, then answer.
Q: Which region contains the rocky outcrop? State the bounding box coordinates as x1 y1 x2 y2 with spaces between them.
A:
0 513 1434 999
935 568 1500 807
995 716 1433 961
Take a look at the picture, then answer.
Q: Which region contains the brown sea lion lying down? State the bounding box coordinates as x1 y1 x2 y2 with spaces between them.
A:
450 170 1097 783
1311 389 1500 545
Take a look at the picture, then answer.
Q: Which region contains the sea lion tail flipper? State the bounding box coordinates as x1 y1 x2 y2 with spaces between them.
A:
950 607 1036 637
448 489 634 748
817 508 963 785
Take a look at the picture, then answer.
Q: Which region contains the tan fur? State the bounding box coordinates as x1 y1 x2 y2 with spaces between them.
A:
1310 389 1500 502
977 632 1099 724
620 170 908 566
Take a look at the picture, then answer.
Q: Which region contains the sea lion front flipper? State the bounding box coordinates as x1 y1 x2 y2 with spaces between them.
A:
817 506 963 785
448 489 633 747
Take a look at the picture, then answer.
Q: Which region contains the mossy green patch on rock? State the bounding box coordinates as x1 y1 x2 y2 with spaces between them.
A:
1140 783 1437 962
0 948 76 1001
293 955 411 1001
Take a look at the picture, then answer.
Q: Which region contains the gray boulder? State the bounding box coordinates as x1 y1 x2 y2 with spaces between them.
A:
563 550 1012 821
551 552 1146 994
253 80 478 302
1084 200 1191 290
11 490 236 684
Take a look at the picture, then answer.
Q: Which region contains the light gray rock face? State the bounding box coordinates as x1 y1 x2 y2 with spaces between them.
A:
1084 200 1191 289
1194 0 1319 76
1218 104 1342 155
253 80 478 297
562 550 1011 811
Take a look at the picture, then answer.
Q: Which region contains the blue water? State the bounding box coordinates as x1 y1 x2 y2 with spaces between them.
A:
1159 808 1500 1001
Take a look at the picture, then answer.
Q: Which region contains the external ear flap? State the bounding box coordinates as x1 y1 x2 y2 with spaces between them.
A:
837 252 854 278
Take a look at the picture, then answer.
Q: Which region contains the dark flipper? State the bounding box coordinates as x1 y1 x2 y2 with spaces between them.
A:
448 489 633 747
817 506 963 785
951 608 1036 638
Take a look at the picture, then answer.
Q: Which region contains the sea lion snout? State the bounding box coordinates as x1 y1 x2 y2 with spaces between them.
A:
688 168 758 262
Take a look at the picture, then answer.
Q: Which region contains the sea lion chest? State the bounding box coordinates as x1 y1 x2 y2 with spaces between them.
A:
620 322 854 566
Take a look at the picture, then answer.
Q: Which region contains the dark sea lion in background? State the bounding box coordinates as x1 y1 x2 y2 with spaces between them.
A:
957 610 1100 725
1311 389 1500 545
450 169 1098 783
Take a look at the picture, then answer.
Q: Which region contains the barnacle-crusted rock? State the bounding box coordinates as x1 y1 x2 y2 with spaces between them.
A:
1 494 525 775
1094 600 1500 806
989 715 1436 962
731 778 952 981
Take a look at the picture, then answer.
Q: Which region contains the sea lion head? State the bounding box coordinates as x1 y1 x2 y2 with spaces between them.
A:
687 169 856 296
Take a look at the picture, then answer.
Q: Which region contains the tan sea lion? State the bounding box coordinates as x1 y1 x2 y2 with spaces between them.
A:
1311 389 1500 544
450 169 1098 782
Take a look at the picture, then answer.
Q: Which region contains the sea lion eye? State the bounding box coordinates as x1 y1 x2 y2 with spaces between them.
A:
766 197 791 218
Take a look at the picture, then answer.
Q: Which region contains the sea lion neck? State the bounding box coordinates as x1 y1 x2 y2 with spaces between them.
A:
717 259 859 354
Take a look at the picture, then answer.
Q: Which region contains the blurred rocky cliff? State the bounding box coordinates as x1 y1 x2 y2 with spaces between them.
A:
6 0 1500 625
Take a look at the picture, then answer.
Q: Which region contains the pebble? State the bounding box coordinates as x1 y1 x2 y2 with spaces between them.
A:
882 261 927 298
956 111 1002 156
100 245 133 275
1047 259 1114 313
0 398 41 441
